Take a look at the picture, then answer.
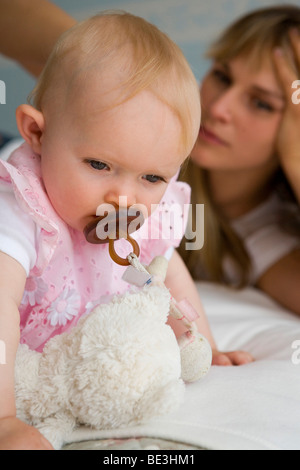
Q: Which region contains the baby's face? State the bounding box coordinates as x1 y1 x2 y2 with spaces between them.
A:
39 90 186 233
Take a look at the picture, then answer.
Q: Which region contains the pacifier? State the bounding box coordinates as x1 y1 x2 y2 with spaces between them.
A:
84 207 144 266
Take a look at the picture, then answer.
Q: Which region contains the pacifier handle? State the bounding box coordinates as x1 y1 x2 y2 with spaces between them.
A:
108 234 140 266
83 207 143 266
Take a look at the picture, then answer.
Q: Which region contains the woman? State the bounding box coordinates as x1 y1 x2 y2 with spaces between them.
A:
180 5 300 315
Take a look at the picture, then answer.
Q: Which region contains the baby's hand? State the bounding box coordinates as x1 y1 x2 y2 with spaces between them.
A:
212 349 254 366
0 417 53 450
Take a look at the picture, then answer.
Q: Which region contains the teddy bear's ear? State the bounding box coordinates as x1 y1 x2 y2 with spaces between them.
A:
146 256 168 281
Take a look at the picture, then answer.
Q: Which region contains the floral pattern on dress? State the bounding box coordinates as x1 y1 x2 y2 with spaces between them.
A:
46 288 81 327
22 276 48 307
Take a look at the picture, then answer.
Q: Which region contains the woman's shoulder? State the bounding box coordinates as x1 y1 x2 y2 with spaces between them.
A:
231 192 296 238
229 192 300 284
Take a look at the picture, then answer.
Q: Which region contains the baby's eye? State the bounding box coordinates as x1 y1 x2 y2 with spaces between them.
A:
88 160 109 171
143 174 166 184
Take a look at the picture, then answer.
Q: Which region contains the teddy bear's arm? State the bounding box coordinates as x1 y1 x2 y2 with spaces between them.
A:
165 250 216 347
35 410 76 450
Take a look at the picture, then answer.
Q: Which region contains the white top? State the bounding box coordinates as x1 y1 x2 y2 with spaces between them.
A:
0 183 38 275
0 138 24 161
0 139 38 275
224 193 300 285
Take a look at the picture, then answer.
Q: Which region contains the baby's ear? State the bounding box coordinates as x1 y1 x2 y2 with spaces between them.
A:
16 104 45 154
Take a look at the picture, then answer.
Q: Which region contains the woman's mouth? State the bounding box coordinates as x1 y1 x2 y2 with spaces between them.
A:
199 126 229 146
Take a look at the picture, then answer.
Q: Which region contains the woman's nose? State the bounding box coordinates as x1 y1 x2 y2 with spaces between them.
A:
208 90 234 123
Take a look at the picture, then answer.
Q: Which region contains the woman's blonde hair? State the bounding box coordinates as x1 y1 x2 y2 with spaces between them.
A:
29 10 200 155
179 5 300 287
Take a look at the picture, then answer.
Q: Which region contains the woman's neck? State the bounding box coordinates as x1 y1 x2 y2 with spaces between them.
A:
207 165 277 220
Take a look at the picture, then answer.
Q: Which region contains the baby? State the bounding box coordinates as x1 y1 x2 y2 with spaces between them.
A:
0 12 253 449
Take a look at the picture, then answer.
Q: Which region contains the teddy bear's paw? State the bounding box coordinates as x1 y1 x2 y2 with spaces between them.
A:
133 378 185 425
36 412 76 450
178 331 212 383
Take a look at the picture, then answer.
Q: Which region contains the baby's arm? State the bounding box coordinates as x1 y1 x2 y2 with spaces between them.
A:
165 250 254 366
0 251 53 450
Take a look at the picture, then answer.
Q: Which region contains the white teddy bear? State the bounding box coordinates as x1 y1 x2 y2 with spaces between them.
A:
15 256 212 450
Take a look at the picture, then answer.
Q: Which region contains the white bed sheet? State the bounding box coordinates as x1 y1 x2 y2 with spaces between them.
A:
65 283 300 450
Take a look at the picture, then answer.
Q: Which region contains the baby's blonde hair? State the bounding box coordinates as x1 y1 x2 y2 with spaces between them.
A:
29 10 200 155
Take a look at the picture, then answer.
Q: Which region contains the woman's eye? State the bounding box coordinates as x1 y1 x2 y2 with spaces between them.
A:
212 69 231 86
88 160 109 171
251 97 274 112
143 174 165 184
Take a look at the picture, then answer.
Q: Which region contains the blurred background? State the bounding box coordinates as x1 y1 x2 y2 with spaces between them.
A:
0 0 299 136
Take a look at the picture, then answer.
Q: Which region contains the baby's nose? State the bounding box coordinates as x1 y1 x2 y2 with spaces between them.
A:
104 184 137 208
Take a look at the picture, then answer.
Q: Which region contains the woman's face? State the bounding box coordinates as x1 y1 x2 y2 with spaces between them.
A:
191 55 286 171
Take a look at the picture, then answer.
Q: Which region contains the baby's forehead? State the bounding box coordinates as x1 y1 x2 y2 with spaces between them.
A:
62 54 132 109
39 27 199 157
